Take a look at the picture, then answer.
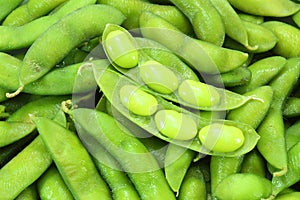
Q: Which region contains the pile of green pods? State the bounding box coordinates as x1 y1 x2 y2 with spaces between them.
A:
1 0 300 199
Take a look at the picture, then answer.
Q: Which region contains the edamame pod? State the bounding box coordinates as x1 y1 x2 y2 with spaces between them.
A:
285 120 300 151
178 164 206 200
37 165 74 200
228 0 300 17
87 142 140 200
97 0 193 35
139 11 248 74
262 21 300 58
210 0 251 48
3 0 67 26
34 117 112 200
206 67 252 87
0 87 7 103
73 109 176 200
164 144 196 193
169 0 225 46
0 137 52 199
94 66 260 157
283 97 300 118
0 0 23 21
214 173 272 200
224 20 278 53
238 13 264 24
240 149 266 177
210 155 244 195
272 142 300 196
7 4 126 98
233 56 287 94
275 192 300 200
0 0 97 51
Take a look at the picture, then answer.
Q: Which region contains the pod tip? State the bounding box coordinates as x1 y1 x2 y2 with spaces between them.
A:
6 85 24 98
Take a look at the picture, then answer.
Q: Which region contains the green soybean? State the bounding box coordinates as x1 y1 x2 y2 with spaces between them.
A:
233 56 286 94
169 0 225 46
73 109 176 200
178 164 206 200
139 60 179 94
214 173 272 200
119 84 158 116
8 4 125 98
37 165 74 200
198 123 245 153
262 21 300 58
228 0 300 17
0 0 23 21
0 136 52 199
154 109 198 140
103 26 139 69
94 65 260 157
238 13 264 24
34 116 112 200
283 97 300 118
178 80 220 108
98 0 193 35
3 0 68 26
164 144 196 193
0 0 97 51
139 11 248 74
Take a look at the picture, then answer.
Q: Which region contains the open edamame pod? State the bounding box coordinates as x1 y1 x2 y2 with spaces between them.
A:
33 116 112 200
169 0 225 46
139 11 248 74
7 4 126 98
228 0 300 17
73 109 176 200
93 65 260 157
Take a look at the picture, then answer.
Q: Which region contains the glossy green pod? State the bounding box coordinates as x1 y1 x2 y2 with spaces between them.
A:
34 117 112 200
94 66 260 157
15 184 39 200
0 0 23 21
283 97 300 118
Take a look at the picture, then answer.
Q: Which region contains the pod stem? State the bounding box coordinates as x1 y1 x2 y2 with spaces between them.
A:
273 166 288 177
6 85 24 98
251 96 265 103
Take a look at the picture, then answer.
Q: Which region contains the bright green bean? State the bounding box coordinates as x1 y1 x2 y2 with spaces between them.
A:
15 184 39 200
283 97 300 118
285 120 300 151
